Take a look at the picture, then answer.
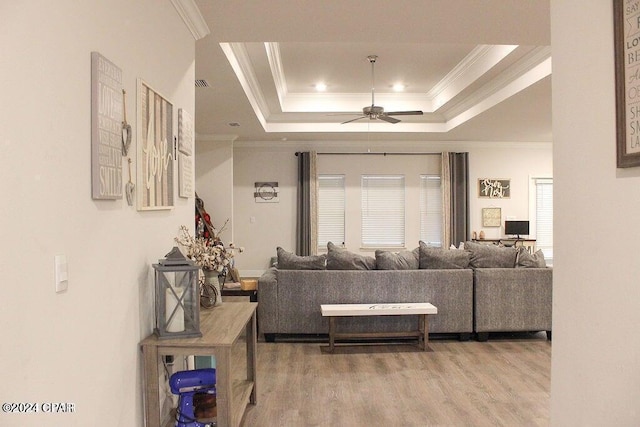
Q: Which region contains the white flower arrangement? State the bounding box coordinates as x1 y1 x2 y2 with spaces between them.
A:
175 225 241 273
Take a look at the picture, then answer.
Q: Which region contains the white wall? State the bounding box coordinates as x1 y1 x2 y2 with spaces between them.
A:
0 2 194 426
195 137 235 242
469 145 552 240
231 141 551 276
551 2 640 425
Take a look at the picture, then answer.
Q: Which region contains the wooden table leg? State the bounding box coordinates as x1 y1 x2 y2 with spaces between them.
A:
247 310 257 404
418 314 429 351
141 345 161 427
329 317 336 352
216 348 232 427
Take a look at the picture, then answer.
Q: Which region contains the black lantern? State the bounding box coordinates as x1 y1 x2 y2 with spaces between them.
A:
153 247 201 339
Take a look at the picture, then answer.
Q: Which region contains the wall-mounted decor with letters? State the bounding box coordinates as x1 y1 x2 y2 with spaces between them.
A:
254 182 279 203
91 52 123 200
482 207 502 227
137 79 174 210
478 178 510 199
614 0 640 167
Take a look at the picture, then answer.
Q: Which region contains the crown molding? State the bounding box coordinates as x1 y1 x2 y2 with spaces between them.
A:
196 133 238 142
444 46 551 126
233 139 552 151
428 44 518 111
170 0 210 40
265 42 288 107
220 43 271 127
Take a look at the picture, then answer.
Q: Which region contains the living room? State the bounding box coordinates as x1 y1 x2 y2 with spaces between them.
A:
3 1 640 426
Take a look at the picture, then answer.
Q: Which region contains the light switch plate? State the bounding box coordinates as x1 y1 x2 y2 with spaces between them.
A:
55 254 68 293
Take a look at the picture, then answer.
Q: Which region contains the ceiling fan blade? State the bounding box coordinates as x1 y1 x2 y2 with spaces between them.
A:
385 110 424 116
378 115 401 124
327 112 362 116
341 116 367 124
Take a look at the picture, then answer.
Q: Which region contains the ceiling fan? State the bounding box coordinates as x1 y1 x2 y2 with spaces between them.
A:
337 55 423 124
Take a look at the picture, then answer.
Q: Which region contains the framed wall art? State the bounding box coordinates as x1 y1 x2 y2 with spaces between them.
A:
137 79 174 210
482 207 502 227
178 152 193 198
614 0 640 167
178 108 194 156
90 52 123 200
478 178 510 199
254 182 279 203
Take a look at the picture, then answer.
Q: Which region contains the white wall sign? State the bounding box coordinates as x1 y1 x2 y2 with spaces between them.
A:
254 182 279 203
91 52 123 200
137 79 174 210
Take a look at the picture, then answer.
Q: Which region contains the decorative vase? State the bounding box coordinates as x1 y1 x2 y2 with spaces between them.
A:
479 230 485 240
203 270 223 307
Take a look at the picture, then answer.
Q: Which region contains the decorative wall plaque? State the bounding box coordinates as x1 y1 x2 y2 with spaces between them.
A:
137 79 174 210
91 52 123 200
254 182 279 203
478 179 510 199
482 207 502 227
614 0 640 167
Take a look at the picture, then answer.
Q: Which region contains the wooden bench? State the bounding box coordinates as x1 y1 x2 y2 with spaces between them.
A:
320 303 438 352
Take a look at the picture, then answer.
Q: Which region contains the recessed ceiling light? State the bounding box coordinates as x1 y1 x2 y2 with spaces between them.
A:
315 82 327 92
228 122 240 127
392 83 405 92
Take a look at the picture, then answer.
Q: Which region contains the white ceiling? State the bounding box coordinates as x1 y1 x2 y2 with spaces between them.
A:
192 0 551 143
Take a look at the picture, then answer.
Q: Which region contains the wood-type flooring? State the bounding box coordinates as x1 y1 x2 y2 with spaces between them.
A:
238 333 551 426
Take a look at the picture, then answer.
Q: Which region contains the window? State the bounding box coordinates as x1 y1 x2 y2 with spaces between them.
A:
361 175 405 247
318 175 345 247
420 175 442 247
535 178 553 261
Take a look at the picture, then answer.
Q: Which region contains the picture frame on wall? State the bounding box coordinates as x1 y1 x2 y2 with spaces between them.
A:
482 207 502 227
90 52 123 200
137 79 174 210
478 178 510 198
178 108 194 156
613 0 640 167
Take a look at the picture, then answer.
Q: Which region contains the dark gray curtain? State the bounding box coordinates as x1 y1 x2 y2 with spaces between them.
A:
296 151 317 255
449 152 470 246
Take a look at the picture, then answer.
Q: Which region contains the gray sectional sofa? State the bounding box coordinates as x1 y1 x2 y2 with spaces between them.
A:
257 241 552 342
474 267 552 341
258 268 474 341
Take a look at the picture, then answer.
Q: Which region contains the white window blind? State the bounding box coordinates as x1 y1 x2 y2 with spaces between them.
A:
535 178 553 261
361 175 405 247
318 175 345 247
420 175 442 247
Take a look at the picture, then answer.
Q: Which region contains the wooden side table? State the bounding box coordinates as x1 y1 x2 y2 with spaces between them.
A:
140 302 257 427
221 288 257 302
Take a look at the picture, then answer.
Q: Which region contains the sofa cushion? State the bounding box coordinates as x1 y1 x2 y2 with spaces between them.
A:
375 248 419 270
418 241 470 269
276 247 326 270
464 241 517 268
516 247 547 268
327 242 376 270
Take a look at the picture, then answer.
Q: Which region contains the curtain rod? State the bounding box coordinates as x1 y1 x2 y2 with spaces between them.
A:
295 152 441 156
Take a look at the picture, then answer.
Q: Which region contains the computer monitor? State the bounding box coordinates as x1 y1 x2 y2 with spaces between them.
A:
504 220 529 239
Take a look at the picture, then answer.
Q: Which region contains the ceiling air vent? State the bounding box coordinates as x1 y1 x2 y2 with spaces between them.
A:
195 79 210 88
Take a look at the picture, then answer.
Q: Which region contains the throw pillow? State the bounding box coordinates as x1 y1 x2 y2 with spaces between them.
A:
375 248 419 270
276 247 326 270
515 246 547 268
326 242 376 270
464 241 517 268
418 241 470 269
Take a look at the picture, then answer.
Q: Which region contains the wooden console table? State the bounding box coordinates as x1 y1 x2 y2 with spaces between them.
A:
140 302 257 427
